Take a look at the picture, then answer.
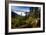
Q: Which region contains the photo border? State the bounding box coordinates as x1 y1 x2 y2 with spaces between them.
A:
5 1 45 34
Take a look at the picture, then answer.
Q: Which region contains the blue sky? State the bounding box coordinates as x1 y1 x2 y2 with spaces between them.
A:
11 6 32 12
11 6 33 16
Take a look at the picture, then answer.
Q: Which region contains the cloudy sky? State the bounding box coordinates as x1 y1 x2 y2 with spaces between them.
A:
11 6 32 16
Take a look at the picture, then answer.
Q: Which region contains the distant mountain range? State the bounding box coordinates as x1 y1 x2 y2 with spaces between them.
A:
11 11 30 17
11 11 26 16
11 11 19 17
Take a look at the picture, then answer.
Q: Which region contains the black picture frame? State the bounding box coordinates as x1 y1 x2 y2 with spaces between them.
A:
5 1 45 35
